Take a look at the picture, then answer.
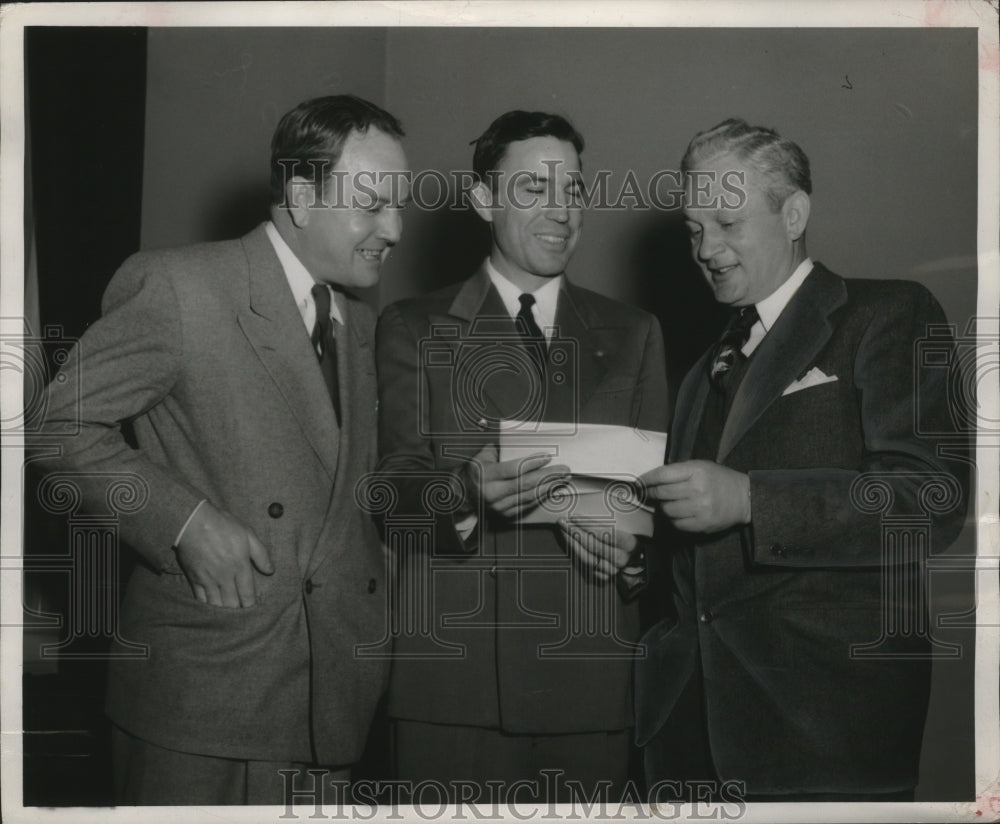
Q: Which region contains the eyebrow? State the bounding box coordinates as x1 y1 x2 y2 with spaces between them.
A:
371 193 411 206
518 174 581 188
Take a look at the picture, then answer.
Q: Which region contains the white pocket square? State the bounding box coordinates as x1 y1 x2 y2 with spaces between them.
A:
781 367 838 396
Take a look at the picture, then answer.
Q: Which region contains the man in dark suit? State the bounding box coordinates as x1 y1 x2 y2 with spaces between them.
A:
636 118 968 802
36 95 410 804
374 111 668 801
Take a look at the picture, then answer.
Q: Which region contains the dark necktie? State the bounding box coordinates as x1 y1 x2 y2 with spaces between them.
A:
311 283 341 425
516 293 546 373
709 305 760 389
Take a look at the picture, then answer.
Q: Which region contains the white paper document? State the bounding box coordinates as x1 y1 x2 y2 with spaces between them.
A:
498 421 668 536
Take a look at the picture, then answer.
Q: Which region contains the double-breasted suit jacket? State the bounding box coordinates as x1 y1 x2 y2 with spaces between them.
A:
375 266 669 734
635 263 969 794
38 223 389 765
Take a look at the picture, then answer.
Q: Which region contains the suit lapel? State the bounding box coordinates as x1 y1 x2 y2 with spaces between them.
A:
717 264 847 461
672 350 713 461
554 283 609 416
440 269 613 425
307 296 376 578
236 224 341 481
445 267 531 423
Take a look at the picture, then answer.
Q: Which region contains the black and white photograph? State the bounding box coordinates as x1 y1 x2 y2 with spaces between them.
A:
1 2 997 822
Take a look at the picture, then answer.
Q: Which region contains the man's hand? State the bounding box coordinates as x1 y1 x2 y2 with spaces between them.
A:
640 460 751 534
462 444 569 520
174 502 274 608
557 518 639 583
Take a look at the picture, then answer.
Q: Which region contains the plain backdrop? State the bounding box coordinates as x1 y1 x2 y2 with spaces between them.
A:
31 25 980 802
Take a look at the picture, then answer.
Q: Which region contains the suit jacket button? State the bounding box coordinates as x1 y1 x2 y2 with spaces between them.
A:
367 578 377 594
304 579 314 595
268 502 284 518
699 610 713 624
770 543 785 557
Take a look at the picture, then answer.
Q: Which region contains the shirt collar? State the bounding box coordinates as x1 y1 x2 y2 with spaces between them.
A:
754 258 813 333
264 220 344 326
484 257 562 333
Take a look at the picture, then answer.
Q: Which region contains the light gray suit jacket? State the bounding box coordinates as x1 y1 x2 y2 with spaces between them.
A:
38 223 388 764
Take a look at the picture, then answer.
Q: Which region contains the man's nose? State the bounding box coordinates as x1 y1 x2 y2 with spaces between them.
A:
377 208 403 244
544 198 570 222
697 228 723 261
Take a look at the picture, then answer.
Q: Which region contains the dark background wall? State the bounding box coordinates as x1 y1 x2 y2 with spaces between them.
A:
24 26 148 804
138 26 978 389
26 24 980 805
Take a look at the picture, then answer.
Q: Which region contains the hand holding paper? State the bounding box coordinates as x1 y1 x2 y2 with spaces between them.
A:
461 443 570 520
557 517 639 582
639 459 751 533
499 421 668 536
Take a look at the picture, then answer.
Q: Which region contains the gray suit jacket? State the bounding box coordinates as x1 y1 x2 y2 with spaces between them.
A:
635 263 969 794
37 224 388 764
375 267 669 734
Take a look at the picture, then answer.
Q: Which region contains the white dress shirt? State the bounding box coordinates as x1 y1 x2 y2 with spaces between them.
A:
743 258 814 356
485 257 562 340
265 220 344 333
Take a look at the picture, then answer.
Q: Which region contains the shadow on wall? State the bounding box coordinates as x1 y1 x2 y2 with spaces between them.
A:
629 210 730 394
405 202 492 295
204 182 272 245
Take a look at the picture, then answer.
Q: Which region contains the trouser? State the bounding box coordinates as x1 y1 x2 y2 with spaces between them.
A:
642 668 915 804
111 724 351 805
392 718 631 804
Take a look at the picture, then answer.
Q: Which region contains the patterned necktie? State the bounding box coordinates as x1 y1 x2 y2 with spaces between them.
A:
516 293 546 372
311 283 341 425
709 305 760 388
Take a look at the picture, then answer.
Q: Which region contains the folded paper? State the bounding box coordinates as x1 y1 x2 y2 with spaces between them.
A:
499 421 667 536
499 421 667 478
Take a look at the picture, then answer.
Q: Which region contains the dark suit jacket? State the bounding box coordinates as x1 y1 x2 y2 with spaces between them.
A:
635 263 968 794
37 224 388 765
374 266 669 734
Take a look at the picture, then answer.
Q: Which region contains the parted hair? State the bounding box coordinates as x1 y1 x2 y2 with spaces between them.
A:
471 110 584 190
682 118 812 211
269 94 405 204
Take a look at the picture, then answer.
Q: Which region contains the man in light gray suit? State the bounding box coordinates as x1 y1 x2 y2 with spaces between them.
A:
37 95 410 804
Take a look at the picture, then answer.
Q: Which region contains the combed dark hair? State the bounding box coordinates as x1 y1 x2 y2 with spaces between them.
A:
681 118 812 211
471 110 584 190
269 94 405 205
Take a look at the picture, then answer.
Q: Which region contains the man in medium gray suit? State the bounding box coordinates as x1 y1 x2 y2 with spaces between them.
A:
37 95 410 804
635 119 968 802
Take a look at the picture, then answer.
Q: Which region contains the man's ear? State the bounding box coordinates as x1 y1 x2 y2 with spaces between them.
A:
783 190 810 241
469 181 495 223
285 176 316 228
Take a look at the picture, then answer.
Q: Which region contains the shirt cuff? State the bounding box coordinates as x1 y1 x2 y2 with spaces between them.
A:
173 499 208 548
454 512 478 541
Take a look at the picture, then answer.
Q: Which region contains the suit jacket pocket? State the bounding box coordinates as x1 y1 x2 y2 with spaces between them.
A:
159 564 265 612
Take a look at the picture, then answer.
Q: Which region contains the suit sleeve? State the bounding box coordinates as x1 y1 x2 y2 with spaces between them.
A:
746 284 969 568
374 303 471 555
35 254 206 572
635 315 670 436
618 315 671 599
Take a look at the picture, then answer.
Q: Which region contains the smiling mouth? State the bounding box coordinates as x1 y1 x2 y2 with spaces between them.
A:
708 263 738 275
357 248 384 263
535 234 569 247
